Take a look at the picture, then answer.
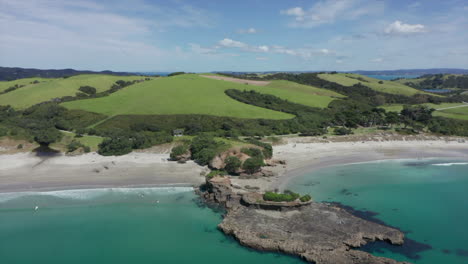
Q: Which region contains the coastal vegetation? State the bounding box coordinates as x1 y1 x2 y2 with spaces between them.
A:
1 71 467 157
263 190 312 202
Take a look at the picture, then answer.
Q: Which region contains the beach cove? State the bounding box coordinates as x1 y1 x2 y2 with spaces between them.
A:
1 135 467 263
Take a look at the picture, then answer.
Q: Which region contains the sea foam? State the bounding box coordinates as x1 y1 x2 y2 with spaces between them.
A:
0 187 194 203
432 162 468 166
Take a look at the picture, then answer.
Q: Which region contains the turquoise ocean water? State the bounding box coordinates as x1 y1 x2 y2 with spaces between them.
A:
287 159 468 264
0 187 304 264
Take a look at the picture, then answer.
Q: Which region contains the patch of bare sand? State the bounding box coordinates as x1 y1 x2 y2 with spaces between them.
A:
201 75 270 86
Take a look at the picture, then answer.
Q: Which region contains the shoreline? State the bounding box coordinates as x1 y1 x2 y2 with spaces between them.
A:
230 139 468 192
0 138 467 194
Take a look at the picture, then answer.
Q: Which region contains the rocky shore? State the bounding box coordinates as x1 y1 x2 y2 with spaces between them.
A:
200 176 410 264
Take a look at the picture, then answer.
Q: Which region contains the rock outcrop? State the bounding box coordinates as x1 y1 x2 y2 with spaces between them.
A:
201 176 410 264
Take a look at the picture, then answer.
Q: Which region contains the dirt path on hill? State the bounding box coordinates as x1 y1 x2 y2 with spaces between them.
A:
201 75 270 86
436 103 468 111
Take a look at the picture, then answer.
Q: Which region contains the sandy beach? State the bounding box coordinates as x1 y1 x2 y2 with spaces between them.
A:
1 136 467 193
0 152 207 193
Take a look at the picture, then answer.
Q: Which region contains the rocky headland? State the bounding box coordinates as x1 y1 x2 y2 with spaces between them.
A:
200 176 411 264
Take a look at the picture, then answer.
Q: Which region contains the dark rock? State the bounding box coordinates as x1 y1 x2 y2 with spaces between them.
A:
200 178 410 264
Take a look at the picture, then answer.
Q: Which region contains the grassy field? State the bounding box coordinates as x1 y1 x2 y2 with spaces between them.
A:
0 77 53 93
200 74 344 108
434 106 468 120
317 73 432 96
50 131 103 152
383 103 468 120
0 74 148 109
62 74 319 120
261 80 344 108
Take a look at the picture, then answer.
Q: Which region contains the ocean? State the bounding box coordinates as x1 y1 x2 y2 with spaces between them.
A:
1 159 467 263
286 159 468 264
0 187 304 264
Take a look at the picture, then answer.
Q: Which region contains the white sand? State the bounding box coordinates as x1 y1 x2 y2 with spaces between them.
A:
1 138 467 193
0 152 207 193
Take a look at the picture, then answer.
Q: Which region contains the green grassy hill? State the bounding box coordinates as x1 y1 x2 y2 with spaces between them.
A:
0 74 148 109
317 73 431 96
0 77 53 93
62 74 344 120
383 103 468 120
62 74 297 120
261 80 343 108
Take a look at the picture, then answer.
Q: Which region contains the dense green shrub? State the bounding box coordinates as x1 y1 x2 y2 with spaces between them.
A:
241 147 263 159
194 148 217 166
98 137 133 156
334 127 353 135
206 170 226 180
263 191 300 202
242 157 264 174
66 140 83 152
224 156 241 174
170 145 189 160
300 194 312 202
78 86 97 95
245 138 273 159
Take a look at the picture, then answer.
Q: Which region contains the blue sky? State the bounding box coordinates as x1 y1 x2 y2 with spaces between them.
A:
0 0 467 72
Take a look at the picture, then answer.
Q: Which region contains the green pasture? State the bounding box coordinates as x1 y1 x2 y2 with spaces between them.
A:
0 74 148 109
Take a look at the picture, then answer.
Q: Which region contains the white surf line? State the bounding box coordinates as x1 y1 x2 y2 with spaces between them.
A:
436 103 468 111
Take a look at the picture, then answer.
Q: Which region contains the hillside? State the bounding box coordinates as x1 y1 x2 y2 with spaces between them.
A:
0 77 53 93
317 73 430 96
395 74 468 91
62 74 295 120
61 74 344 120
383 103 468 121
201 75 344 108
0 74 148 109
0 66 135 81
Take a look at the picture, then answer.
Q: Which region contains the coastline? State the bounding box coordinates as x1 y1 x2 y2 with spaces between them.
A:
0 137 467 194
230 138 468 192
0 152 206 193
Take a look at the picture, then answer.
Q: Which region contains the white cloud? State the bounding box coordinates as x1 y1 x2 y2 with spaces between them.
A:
281 7 305 18
371 58 384 62
238 28 257 34
219 38 248 48
384 20 426 35
256 57 268 60
0 0 219 70
281 0 384 27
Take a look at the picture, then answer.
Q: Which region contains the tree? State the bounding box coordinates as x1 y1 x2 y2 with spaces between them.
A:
33 128 62 145
385 111 400 127
78 86 97 95
242 157 264 174
194 148 217 166
98 137 133 156
225 156 241 175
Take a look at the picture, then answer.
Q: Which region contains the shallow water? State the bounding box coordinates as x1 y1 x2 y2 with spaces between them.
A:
0 187 304 264
286 159 468 264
